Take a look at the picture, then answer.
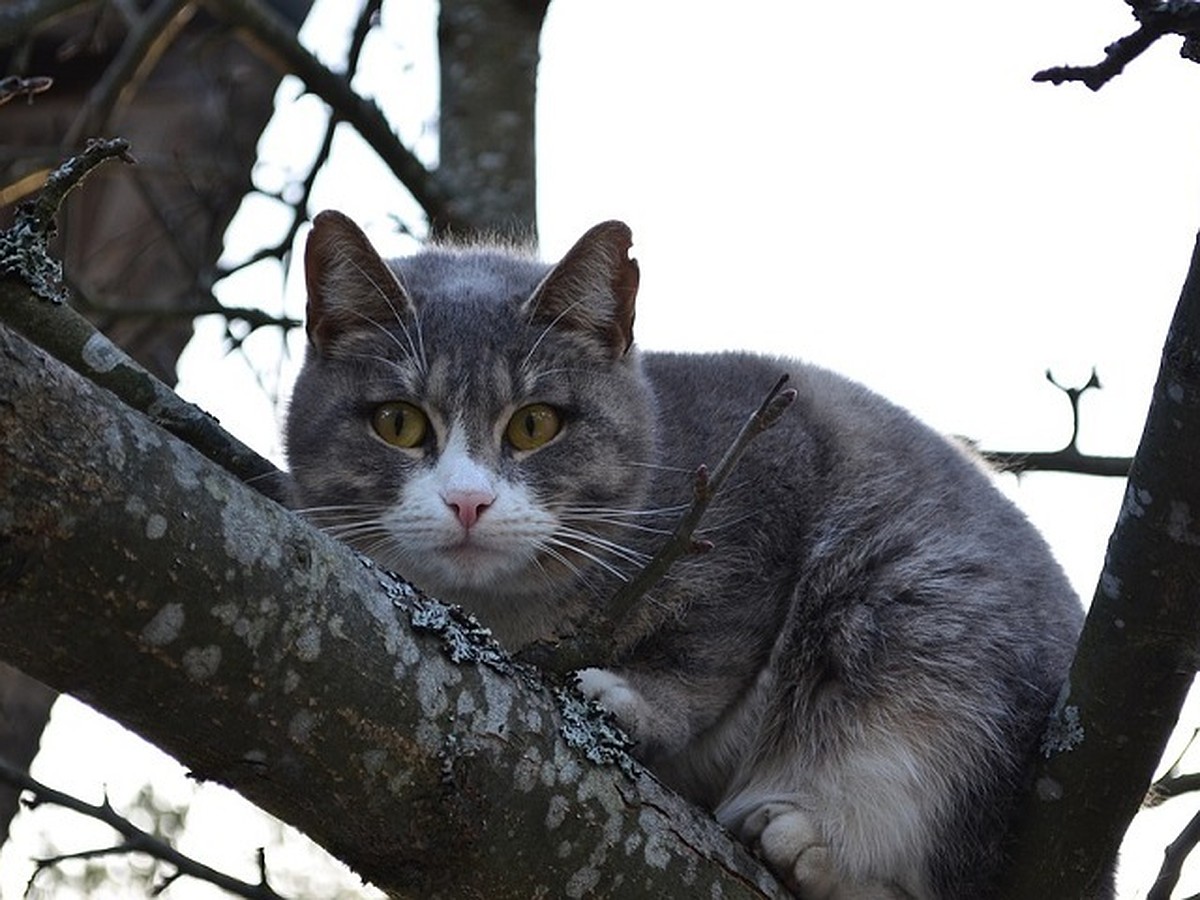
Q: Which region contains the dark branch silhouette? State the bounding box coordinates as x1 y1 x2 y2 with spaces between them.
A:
0 757 289 900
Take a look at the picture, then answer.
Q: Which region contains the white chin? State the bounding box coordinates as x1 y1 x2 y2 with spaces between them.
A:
398 545 536 601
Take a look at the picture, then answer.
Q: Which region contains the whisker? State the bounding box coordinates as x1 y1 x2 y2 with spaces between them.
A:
543 536 632 583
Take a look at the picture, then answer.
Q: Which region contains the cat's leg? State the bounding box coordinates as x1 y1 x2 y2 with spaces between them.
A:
575 667 691 753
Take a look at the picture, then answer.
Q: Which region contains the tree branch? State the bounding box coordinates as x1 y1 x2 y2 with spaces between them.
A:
0 320 786 898
0 145 289 503
0 757 288 900
518 375 797 675
1001 227 1200 897
1033 1 1200 90
203 0 472 233
976 370 1133 477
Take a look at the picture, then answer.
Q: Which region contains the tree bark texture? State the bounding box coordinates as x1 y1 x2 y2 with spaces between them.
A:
0 317 784 899
1002 230 1200 897
437 0 548 238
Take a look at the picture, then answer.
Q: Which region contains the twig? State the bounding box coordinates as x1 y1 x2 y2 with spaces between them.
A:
0 144 290 503
1033 1 1200 90
221 0 382 280
521 375 797 674
0 757 288 900
62 0 195 147
603 374 797 627
1148 807 1200 900
0 138 134 302
976 368 1132 477
0 75 54 107
204 0 471 232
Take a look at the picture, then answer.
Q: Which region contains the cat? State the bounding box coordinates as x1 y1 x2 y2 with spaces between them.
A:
285 210 1093 899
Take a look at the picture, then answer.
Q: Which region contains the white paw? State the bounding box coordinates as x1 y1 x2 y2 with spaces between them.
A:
743 803 839 899
575 667 649 739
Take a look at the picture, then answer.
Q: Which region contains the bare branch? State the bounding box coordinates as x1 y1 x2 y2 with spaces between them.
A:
1148 807 1200 900
204 0 471 232
521 375 797 675
1033 1 1200 90
0 322 785 899
975 369 1133 477
0 757 289 900
1001 226 1200 897
0 146 289 501
62 0 196 147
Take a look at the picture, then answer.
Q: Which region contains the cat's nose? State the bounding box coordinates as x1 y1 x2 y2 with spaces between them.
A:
444 490 495 529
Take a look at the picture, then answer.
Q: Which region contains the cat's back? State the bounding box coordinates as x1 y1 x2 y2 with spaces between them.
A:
640 347 1081 689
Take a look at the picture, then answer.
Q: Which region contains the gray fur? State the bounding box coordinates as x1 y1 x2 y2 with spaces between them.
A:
286 211 1093 899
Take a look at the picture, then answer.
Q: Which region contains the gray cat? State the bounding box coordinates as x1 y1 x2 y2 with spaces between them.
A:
286 211 1090 899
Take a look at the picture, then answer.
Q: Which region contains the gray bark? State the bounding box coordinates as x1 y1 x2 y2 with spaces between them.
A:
0 312 784 899
1001 230 1200 897
437 0 547 237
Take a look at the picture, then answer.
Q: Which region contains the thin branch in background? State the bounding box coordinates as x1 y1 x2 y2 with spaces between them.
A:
222 0 383 282
1033 1 1200 90
62 0 195 147
0 75 54 107
0 144 289 502
977 368 1133 477
1147 728 1200 806
0 757 289 900
1148 807 1200 900
205 0 470 232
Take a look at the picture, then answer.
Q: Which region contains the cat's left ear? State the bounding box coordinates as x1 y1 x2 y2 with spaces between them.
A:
304 210 415 355
524 220 639 359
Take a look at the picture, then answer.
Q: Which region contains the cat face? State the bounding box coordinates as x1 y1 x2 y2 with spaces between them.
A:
286 213 656 629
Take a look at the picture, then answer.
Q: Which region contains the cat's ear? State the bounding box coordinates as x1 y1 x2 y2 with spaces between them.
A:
304 210 415 355
525 220 639 359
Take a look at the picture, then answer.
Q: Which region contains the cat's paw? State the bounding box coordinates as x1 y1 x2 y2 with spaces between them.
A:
575 667 652 741
742 803 839 899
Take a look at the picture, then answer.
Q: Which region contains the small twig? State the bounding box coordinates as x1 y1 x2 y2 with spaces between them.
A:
976 368 1132 477
521 375 796 674
1033 1 1200 91
0 75 54 107
63 0 195 146
0 137 133 303
0 144 290 503
604 374 796 627
0 757 289 900
204 0 470 232
1148 807 1200 900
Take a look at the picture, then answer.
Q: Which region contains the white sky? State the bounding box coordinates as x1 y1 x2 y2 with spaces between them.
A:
6 1 1200 897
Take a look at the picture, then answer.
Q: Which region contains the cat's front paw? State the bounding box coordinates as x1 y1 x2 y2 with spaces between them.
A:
575 667 652 741
742 802 839 899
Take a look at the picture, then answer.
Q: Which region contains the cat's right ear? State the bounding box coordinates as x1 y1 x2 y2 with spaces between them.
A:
304 210 415 355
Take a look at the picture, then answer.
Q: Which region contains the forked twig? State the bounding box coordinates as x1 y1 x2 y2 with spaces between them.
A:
523 375 797 675
603 374 797 627
0 757 287 900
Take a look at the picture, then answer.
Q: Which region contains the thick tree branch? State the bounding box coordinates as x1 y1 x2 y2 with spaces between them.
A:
1001 228 1200 897
0 321 785 899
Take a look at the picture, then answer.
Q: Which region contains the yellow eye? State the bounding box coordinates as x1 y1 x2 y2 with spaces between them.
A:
505 403 562 451
372 402 428 448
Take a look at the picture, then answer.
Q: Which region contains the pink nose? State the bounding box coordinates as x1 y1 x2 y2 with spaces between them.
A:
444 490 495 529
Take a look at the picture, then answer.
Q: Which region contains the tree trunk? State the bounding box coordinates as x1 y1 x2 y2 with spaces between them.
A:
1001 230 1200 897
437 0 548 238
0 301 784 899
